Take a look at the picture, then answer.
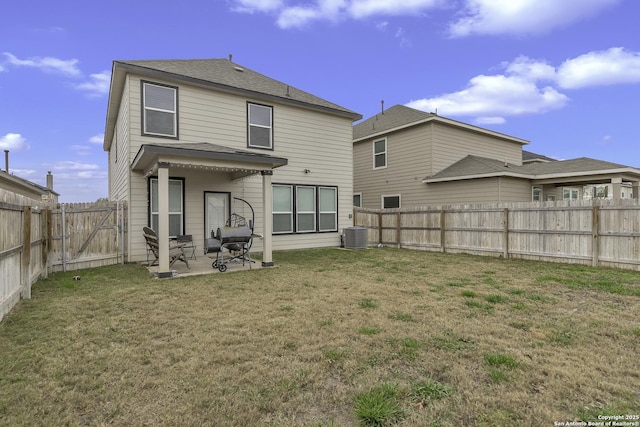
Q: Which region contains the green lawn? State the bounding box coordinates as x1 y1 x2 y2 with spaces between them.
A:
1 248 639 426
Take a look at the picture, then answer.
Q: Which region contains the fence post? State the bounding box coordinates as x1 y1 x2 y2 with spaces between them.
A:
42 208 50 278
21 206 32 299
503 208 509 258
396 212 401 248
378 212 383 245
592 205 600 267
440 209 446 253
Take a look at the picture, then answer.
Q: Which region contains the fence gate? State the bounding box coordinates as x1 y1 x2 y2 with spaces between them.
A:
50 202 127 272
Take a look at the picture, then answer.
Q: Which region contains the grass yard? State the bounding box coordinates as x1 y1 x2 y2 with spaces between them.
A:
1 248 639 426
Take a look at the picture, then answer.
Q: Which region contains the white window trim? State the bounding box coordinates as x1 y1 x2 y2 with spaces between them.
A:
381 194 401 209
296 186 316 233
373 138 387 170
532 186 542 201
562 187 580 201
248 103 273 149
142 82 177 138
149 177 184 238
273 184 294 234
318 186 338 232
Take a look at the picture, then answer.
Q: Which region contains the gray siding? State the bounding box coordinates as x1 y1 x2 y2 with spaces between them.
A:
354 119 527 209
430 121 523 175
354 125 430 209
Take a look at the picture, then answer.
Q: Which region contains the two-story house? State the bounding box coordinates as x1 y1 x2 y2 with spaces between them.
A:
103 58 361 276
353 105 640 208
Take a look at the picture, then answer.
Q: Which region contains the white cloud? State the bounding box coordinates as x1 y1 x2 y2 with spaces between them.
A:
556 47 640 89
395 27 411 48
449 0 620 37
406 55 568 122
75 70 111 97
476 117 506 125
231 0 284 13
53 161 100 172
8 168 37 178
231 0 443 28
229 0 620 35
2 52 81 77
89 134 104 144
0 133 30 151
349 0 441 19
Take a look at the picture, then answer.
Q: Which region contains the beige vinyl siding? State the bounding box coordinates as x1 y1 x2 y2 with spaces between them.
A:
270 104 354 250
354 125 430 209
123 74 354 260
430 121 523 175
108 78 130 202
421 177 532 205
498 177 534 201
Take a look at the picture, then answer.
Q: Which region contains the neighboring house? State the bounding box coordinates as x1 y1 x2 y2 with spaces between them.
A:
103 58 361 276
353 105 640 208
1 151 58 205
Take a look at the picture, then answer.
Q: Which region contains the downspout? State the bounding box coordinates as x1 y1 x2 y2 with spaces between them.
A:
120 202 125 264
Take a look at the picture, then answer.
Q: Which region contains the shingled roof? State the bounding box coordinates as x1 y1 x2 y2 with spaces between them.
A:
353 104 528 145
105 58 361 149
115 58 360 119
353 105 433 141
424 155 640 183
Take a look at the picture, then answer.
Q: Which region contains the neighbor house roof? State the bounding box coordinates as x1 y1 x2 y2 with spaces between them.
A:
522 150 557 163
104 58 361 150
0 169 59 198
424 155 640 183
353 104 529 146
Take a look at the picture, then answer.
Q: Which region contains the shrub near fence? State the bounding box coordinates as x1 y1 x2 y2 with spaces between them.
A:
354 199 640 271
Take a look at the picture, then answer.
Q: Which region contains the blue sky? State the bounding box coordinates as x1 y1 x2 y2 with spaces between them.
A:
1 0 639 202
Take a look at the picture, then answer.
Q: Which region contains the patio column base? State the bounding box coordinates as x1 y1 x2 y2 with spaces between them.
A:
261 261 274 267
157 271 173 278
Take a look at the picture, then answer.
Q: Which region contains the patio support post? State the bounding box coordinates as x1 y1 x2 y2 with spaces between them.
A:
261 170 274 267
632 181 639 199
157 162 172 278
611 177 622 201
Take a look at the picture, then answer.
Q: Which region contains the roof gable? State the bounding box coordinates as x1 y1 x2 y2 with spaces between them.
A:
353 105 433 141
353 104 529 145
105 58 361 150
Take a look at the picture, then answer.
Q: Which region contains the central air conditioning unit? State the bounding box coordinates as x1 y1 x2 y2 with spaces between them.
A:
343 226 368 249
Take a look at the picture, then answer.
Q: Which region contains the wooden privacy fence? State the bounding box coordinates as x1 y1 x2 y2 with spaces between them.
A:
1 197 127 322
354 199 640 271
49 201 127 272
0 197 46 321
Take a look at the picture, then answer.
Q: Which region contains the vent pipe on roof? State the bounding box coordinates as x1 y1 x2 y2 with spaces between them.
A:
381 100 385 114
4 150 8 172
228 54 233 62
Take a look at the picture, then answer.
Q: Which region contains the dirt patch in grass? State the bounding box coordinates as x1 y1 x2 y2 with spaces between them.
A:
0 248 639 426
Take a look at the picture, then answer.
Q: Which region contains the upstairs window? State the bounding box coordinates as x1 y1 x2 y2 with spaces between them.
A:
248 103 273 149
373 139 387 169
142 82 177 138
